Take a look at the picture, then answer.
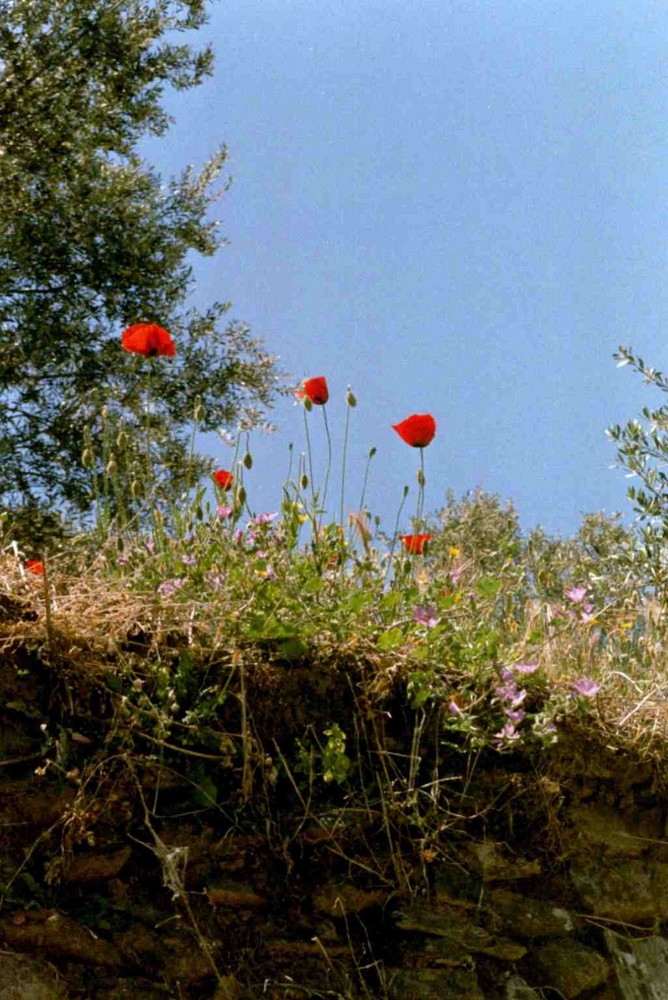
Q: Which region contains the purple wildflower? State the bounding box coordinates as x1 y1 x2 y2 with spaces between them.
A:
250 512 279 526
571 677 600 698
565 586 587 604
216 505 233 521
182 554 196 566
499 667 515 683
206 570 226 590
145 538 155 554
412 604 441 629
512 662 539 675
493 723 520 747
504 707 527 725
158 578 185 598
448 701 462 717
496 679 527 705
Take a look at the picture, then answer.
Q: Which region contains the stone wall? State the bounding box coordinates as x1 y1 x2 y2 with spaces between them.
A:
2 649 668 998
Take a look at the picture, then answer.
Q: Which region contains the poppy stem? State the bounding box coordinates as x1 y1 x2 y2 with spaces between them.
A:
145 360 154 501
301 405 318 537
339 403 350 529
416 447 425 531
385 484 409 587
321 403 332 526
358 447 377 516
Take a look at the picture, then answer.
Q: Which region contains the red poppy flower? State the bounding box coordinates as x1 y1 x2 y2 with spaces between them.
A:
121 323 176 358
213 469 234 490
401 534 432 555
392 414 436 448
26 559 44 575
296 376 329 405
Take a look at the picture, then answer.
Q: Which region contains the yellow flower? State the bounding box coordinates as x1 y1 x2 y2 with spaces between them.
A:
448 546 460 559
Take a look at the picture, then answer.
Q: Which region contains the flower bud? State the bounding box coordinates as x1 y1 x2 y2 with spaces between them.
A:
105 458 117 475
300 474 309 489
236 485 247 507
369 447 377 458
243 452 253 469
403 484 410 497
346 386 357 408
303 396 313 412
417 469 425 487
130 480 141 498
81 448 94 468
116 430 126 448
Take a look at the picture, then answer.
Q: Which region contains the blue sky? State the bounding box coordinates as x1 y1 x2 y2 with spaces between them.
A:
142 0 668 537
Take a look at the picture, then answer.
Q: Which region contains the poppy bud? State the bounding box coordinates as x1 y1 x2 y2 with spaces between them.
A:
369 447 377 458
130 480 141 498
346 387 357 408
301 474 309 489
236 485 247 507
101 406 109 421
417 469 425 487
194 399 205 422
105 458 117 475
303 397 313 412
81 448 94 468
403 484 410 497
116 430 126 448
243 452 253 469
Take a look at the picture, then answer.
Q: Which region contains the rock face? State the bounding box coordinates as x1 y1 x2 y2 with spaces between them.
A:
605 931 668 999
4 649 668 997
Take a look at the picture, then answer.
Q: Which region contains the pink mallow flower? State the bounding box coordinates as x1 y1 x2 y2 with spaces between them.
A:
571 677 600 698
512 662 539 675
565 586 587 604
504 707 527 726
494 723 520 748
412 604 441 629
158 578 185 597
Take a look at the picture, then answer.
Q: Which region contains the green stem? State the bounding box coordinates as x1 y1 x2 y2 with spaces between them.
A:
385 484 409 587
302 406 318 542
416 447 425 530
339 404 350 529
145 360 154 502
358 447 377 514
321 404 332 524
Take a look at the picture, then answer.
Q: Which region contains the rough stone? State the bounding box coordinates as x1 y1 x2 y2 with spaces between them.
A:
0 909 122 967
206 884 268 909
570 858 668 921
504 975 541 999
567 803 662 858
488 888 574 938
388 966 483 999
534 939 609 998
467 841 541 881
0 952 69 999
62 845 132 883
604 929 668 999
395 903 526 961
313 883 386 916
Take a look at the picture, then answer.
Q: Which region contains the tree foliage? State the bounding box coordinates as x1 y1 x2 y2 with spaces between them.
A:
608 346 668 595
0 0 278 529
